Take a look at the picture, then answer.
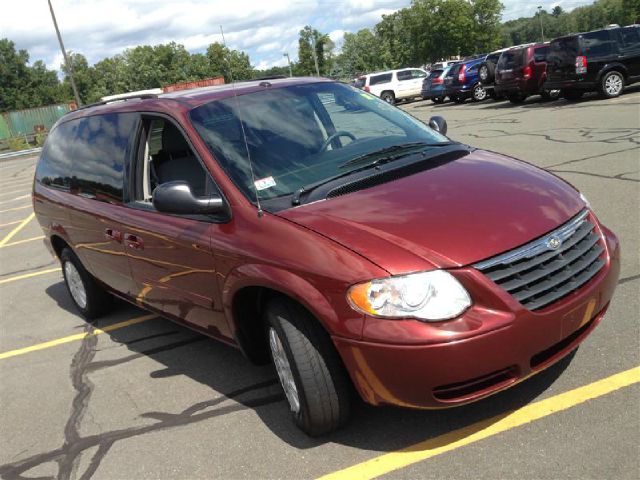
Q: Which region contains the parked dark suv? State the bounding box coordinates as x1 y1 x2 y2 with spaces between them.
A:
33 78 620 436
545 25 640 100
478 49 506 99
495 43 560 103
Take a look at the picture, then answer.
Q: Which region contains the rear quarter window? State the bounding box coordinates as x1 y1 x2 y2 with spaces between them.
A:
583 30 616 57
369 73 393 85
35 121 77 191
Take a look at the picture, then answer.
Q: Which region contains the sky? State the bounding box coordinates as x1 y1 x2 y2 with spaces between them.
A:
2 0 595 73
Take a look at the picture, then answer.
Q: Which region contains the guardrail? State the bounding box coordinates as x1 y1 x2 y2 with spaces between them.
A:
0 147 42 160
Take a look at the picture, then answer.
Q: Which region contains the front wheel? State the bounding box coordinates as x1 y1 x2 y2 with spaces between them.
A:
600 71 624 98
266 298 351 436
380 91 395 104
61 248 113 319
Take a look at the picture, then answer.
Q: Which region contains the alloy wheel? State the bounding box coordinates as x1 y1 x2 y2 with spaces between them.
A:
64 261 87 309
269 327 301 413
605 73 623 96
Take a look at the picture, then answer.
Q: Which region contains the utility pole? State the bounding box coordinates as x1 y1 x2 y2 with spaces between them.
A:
283 52 293 77
310 35 320 77
537 5 545 42
47 0 82 106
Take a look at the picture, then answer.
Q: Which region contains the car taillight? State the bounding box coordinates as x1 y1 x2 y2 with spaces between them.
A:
458 66 466 83
523 65 532 79
364 85 370 92
575 56 587 74
433 77 443 85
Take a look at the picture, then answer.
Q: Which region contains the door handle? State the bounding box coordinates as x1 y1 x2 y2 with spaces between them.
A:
104 228 122 242
124 233 144 250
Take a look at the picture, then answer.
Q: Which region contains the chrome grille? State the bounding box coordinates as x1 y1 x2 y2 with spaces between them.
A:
474 210 606 311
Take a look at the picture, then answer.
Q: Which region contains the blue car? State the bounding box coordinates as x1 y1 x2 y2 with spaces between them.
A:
444 57 488 103
421 65 456 104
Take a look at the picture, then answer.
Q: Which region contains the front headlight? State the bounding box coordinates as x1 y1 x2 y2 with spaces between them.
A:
347 270 471 322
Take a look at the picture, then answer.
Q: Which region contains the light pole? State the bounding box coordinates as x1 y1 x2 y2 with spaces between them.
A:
537 5 545 42
283 52 293 77
47 0 81 106
310 36 320 77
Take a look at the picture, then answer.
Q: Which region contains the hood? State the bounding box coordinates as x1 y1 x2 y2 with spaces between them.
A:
278 149 585 275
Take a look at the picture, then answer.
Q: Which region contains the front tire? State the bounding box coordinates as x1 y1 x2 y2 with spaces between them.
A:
600 71 624 98
60 248 113 319
266 298 351 436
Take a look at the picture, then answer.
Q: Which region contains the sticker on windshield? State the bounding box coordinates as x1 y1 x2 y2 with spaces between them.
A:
359 92 375 100
254 176 277 191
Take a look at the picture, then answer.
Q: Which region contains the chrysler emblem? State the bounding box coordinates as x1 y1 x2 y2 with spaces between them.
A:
546 236 562 251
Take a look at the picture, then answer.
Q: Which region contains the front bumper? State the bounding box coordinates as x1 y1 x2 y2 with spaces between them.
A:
333 224 620 409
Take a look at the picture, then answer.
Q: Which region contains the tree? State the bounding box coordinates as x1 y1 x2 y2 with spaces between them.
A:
0 39 33 110
206 43 253 82
552 6 564 17
471 0 504 53
333 29 385 78
297 26 333 76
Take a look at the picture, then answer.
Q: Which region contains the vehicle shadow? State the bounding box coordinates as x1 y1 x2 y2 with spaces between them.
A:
5 283 577 477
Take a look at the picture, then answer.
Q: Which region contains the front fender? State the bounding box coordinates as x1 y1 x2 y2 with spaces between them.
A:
223 264 364 340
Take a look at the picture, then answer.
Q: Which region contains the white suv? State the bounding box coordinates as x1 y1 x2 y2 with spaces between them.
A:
354 68 428 104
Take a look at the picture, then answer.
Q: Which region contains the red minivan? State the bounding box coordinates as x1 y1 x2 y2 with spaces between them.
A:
33 78 620 435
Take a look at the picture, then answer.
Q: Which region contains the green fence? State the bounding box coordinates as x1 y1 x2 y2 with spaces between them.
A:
0 103 75 141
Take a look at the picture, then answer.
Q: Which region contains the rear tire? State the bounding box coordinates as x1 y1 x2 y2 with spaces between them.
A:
432 96 445 104
380 91 395 104
472 84 487 102
562 89 584 101
265 298 351 436
599 70 624 98
60 248 113 319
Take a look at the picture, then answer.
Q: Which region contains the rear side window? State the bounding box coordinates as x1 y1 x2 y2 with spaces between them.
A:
583 30 616 57
369 73 392 85
396 70 412 81
411 70 426 79
534 46 550 63
36 113 136 203
619 27 640 49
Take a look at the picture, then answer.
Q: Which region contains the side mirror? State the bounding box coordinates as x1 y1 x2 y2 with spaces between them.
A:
428 116 448 136
152 181 226 215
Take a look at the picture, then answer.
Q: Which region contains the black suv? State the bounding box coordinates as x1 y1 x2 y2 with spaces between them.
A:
545 25 640 100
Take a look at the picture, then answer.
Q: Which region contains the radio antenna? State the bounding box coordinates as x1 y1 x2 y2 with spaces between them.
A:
219 25 263 218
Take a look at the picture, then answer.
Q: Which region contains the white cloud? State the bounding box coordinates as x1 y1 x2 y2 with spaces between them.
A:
2 0 594 73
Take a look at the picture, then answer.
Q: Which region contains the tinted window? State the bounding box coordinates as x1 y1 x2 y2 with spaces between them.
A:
71 114 136 203
534 46 550 63
497 50 524 70
396 70 412 81
583 30 615 57
370 73 392 85
548 37 580 67
37 114 135 202
35 121 77 191
354 77 366 88
620 26 640 49
487 52 502 64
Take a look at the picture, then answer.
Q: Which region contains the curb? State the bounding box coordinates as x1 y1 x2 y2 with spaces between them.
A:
0 148 42 161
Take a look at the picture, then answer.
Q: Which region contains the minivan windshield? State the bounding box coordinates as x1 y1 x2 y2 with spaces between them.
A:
190 82 449 202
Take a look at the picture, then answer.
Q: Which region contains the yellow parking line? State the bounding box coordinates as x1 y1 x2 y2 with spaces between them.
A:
0 212 34 247
0 235 45 248
0 267 61 285
318 366 640 480
0 314 157 360
0 205 31 214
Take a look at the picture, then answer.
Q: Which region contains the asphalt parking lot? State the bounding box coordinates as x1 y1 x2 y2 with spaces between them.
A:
0 89 638 480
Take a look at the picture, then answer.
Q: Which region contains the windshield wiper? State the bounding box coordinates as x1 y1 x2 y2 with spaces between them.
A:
291 142 452 206
338 141 449 170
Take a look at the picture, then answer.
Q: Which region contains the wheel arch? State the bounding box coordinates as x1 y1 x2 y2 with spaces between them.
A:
224 265 348 365
596 63 628 82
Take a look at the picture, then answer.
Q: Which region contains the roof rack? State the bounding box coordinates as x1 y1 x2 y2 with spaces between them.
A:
75 89 163 111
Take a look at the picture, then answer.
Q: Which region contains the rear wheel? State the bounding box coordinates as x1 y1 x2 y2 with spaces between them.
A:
380 91 395 104
266 298 351 436
600 71 624 98
60 248 113 319
432 96 445 104
540 89 561 101
562 89 584 101
472 84 487 102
